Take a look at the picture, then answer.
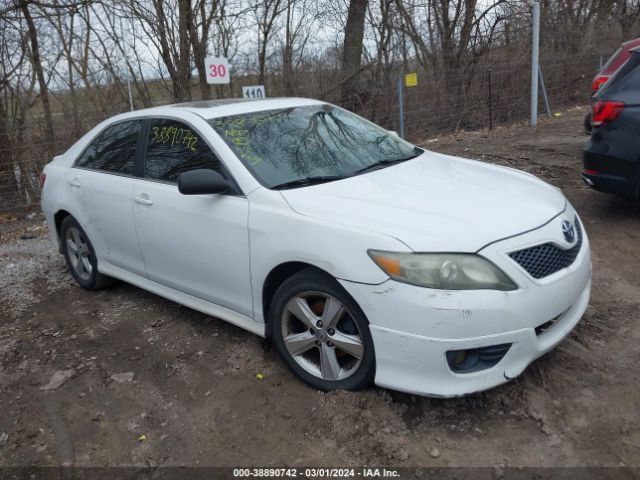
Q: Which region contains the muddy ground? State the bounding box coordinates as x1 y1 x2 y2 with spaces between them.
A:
1 108 639 470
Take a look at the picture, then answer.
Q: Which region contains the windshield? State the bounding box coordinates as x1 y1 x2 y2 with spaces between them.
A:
208 104 420 188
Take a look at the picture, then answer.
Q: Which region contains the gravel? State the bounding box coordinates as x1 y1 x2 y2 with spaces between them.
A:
0 219 69 318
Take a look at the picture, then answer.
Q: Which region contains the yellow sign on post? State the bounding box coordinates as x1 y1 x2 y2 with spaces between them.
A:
405 73 418 87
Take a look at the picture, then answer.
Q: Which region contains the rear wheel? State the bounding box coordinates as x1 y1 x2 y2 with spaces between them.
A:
60 216 114 290
583 112 592 134
269 269 375 391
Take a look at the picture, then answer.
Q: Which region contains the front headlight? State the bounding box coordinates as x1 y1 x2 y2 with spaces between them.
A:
368 250 517 291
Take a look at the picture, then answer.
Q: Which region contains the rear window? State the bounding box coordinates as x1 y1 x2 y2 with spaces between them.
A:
601 47 624 73
75 120 141 174
599 52 640 96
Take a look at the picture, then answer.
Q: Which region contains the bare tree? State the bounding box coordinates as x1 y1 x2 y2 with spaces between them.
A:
340 0 369 106
125 0 193 102
0 21 34 205
94 3 154 107
189 0 220 100
20 0 54 147
255 0 286 85
278 0 320 95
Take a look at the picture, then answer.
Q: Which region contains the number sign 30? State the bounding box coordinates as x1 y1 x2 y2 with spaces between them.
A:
205 57 230 84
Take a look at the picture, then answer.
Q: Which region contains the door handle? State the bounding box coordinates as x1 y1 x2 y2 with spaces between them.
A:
68 178 81 188
134 195 153 206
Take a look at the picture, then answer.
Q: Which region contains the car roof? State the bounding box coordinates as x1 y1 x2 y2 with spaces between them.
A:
600 40 640 76
621 38 640 49
138 97 326 121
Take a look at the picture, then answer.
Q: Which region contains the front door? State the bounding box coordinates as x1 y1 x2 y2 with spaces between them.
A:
131 118 252 317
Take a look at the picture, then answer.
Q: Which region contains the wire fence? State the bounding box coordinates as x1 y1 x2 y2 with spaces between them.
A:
0 55 600 213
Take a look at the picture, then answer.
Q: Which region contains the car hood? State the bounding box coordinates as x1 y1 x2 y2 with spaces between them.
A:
279 151 566 252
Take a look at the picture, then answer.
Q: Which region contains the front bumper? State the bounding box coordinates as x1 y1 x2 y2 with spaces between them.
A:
582 171 637 198
339 212 592 397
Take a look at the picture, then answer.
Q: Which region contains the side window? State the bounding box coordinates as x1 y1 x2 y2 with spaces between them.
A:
76 120 141 175
145 119 222 182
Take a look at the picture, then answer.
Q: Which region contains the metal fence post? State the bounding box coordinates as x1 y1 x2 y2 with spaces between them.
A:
127 79 134 111
538 65 551 118
488 68 493 130
398 77 405 138
530 0 540 126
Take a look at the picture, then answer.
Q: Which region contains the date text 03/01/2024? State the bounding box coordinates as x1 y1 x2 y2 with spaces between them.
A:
232 467 401 478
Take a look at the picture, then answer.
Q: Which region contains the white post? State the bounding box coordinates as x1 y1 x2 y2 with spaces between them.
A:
530 0 540 126
538 65 551 118
127 79 134 111
398 78 405 139
119 15 135 112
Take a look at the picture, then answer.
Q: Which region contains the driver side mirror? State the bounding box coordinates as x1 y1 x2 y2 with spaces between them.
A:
178 169 231 195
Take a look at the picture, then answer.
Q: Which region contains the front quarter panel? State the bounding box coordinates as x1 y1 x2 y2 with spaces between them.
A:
247 187 407 323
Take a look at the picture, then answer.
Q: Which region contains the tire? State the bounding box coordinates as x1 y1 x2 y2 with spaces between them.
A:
269 268 375 392
583 112 592 134
60 216 115 290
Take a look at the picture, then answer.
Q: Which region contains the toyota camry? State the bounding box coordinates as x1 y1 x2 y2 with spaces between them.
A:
40 98 591 397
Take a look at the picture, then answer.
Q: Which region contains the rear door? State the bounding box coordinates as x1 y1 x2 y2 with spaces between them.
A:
131 117 252 317
70 119 147 276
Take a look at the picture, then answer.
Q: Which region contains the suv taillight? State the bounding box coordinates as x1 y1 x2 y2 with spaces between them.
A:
591 101 624 127
39 172 46 190
591 75 610 92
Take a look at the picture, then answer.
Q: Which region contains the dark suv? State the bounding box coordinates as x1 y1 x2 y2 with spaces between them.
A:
583 48 640 199
584 38 640 132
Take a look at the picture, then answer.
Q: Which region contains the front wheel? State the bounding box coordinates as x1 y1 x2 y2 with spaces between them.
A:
269 269 375 391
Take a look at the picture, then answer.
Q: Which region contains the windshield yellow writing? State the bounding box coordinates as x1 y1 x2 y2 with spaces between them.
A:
222 122 262 165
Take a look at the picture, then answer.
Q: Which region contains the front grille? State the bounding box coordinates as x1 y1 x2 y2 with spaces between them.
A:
509 217 583 279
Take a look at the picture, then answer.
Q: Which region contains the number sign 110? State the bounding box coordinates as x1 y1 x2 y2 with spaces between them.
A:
242 85 266 99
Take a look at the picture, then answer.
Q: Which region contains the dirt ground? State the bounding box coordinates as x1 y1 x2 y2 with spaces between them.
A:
1 108 639 471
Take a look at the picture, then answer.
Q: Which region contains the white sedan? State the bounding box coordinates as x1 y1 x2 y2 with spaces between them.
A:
41 98 591 397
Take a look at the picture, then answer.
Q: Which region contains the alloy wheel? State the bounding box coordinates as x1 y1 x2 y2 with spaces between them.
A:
280 291 365 381
65 226 93 281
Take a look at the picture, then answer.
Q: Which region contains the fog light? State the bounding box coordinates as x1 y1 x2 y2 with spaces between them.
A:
446 349 479 372
453 350 466 366
446 343 511 374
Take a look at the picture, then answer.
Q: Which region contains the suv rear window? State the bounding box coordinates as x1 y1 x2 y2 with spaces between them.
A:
600 52 640 96
601 47 623 73
75 120 141 174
